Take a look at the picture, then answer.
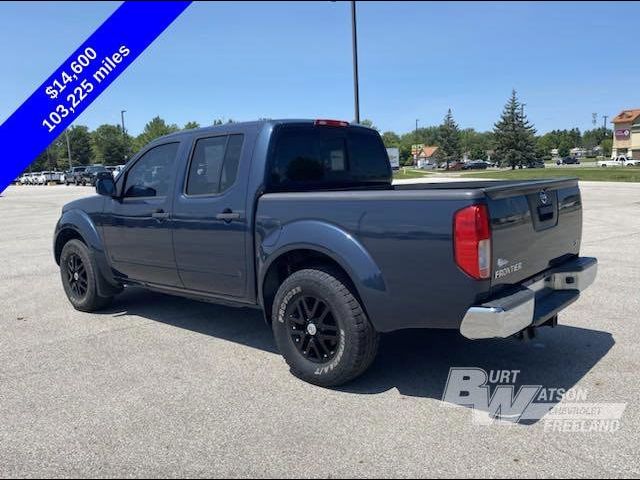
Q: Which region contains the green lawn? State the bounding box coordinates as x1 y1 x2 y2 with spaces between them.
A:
393 168 433 180
462 167 640 183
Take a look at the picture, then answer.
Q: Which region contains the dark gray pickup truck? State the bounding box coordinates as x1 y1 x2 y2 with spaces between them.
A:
54 119 597 386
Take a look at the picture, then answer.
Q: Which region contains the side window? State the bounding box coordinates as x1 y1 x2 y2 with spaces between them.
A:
186 134 244 195
220 134 244 192
124 143 179 198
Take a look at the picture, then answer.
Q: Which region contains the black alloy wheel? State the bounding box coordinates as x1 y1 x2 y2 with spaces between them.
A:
65 252 88 300
286 295 340 364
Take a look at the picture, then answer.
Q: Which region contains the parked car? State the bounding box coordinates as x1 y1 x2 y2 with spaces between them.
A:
19 173 31 185
54 119 597 387
597 155 640 167
106 165 126 178
461 160 489 170
557 156 580 165
527 160 546 169
446 161 466 170
111 165 124 178
63 166 87 185
26 172 41 185
78 165 108 186
38 171 62 185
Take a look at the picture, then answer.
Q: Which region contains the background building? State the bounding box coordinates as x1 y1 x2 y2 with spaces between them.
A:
612 109 640 159
414 145 439 169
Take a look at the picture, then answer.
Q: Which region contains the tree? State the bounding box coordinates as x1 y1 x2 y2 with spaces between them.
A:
381 131 400 147
359 119 378 130
184 121 200 130
92 124 128 165
583 127 612 151
212 118 235 125
438 109 461 170
55 126 93 168
460 129 494 160
30 146 58 171
134 116 179 151
493 90 537 169
558 144 571 158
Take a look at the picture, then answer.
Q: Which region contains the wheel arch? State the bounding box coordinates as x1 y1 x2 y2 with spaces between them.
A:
54 209 121 296
258 220 387 329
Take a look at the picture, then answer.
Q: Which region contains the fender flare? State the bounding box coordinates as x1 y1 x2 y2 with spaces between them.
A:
258 220 388 329
54 209 120 295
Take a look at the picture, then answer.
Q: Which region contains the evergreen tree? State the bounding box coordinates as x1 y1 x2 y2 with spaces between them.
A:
184 121 200 130
438 109 461 170
134 116 179 151
493 90 537 169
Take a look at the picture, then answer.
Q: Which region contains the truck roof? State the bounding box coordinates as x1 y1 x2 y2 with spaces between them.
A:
154 119 375 143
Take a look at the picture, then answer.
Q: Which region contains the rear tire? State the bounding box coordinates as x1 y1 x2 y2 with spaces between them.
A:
60 239 113 312
272 267 379 387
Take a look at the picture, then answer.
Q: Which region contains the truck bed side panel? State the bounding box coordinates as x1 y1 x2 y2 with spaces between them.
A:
256 192 487 332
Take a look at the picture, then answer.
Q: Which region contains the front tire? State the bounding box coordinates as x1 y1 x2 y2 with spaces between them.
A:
60 239 113 312
272 267 379 387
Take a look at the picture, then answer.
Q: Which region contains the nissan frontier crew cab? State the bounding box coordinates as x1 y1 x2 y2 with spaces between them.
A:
54 119 597 387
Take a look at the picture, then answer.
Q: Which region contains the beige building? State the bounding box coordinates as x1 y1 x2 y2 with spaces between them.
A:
612 109 640 159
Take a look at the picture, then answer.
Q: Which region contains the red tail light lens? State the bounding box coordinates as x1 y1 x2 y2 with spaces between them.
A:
454 204 491 280
314 119 349 127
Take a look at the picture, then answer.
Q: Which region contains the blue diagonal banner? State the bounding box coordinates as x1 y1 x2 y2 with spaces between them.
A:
0 1 191 192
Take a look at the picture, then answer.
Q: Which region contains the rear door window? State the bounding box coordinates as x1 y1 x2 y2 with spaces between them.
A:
186 134 244 196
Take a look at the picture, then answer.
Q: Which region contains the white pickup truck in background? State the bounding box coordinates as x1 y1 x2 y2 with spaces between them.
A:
597 155 640 167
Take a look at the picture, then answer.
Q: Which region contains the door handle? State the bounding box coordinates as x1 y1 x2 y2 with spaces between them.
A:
152 209 170 220
216 209 240 222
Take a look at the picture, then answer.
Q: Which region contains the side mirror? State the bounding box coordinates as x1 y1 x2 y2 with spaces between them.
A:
96 173 116 197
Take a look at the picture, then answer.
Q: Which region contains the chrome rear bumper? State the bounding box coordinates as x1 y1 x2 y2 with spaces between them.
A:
460 257 597 340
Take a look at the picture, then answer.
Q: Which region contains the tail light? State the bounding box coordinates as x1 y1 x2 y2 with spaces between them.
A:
314 119 349 127
454 204 491 280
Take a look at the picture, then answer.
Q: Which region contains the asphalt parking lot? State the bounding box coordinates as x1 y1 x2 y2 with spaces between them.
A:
1 182 639 478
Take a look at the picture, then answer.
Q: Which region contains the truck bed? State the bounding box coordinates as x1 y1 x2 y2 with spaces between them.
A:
256 178 582 332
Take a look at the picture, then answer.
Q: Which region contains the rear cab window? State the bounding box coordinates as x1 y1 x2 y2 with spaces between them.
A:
266 124 391 192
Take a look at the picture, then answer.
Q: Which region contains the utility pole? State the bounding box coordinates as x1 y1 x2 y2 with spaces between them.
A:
65 128 73 169
120 110 127 136
121 110 128 162
602 115 610 160
414 119 419 166
350 0 360 124
520 103 526 117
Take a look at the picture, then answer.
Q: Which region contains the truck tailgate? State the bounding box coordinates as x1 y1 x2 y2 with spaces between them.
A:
484 178 582 289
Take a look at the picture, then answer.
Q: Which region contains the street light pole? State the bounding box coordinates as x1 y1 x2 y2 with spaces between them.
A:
350 0 360 124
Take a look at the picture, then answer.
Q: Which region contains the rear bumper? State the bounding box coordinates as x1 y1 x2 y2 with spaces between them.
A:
460 257 597 340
